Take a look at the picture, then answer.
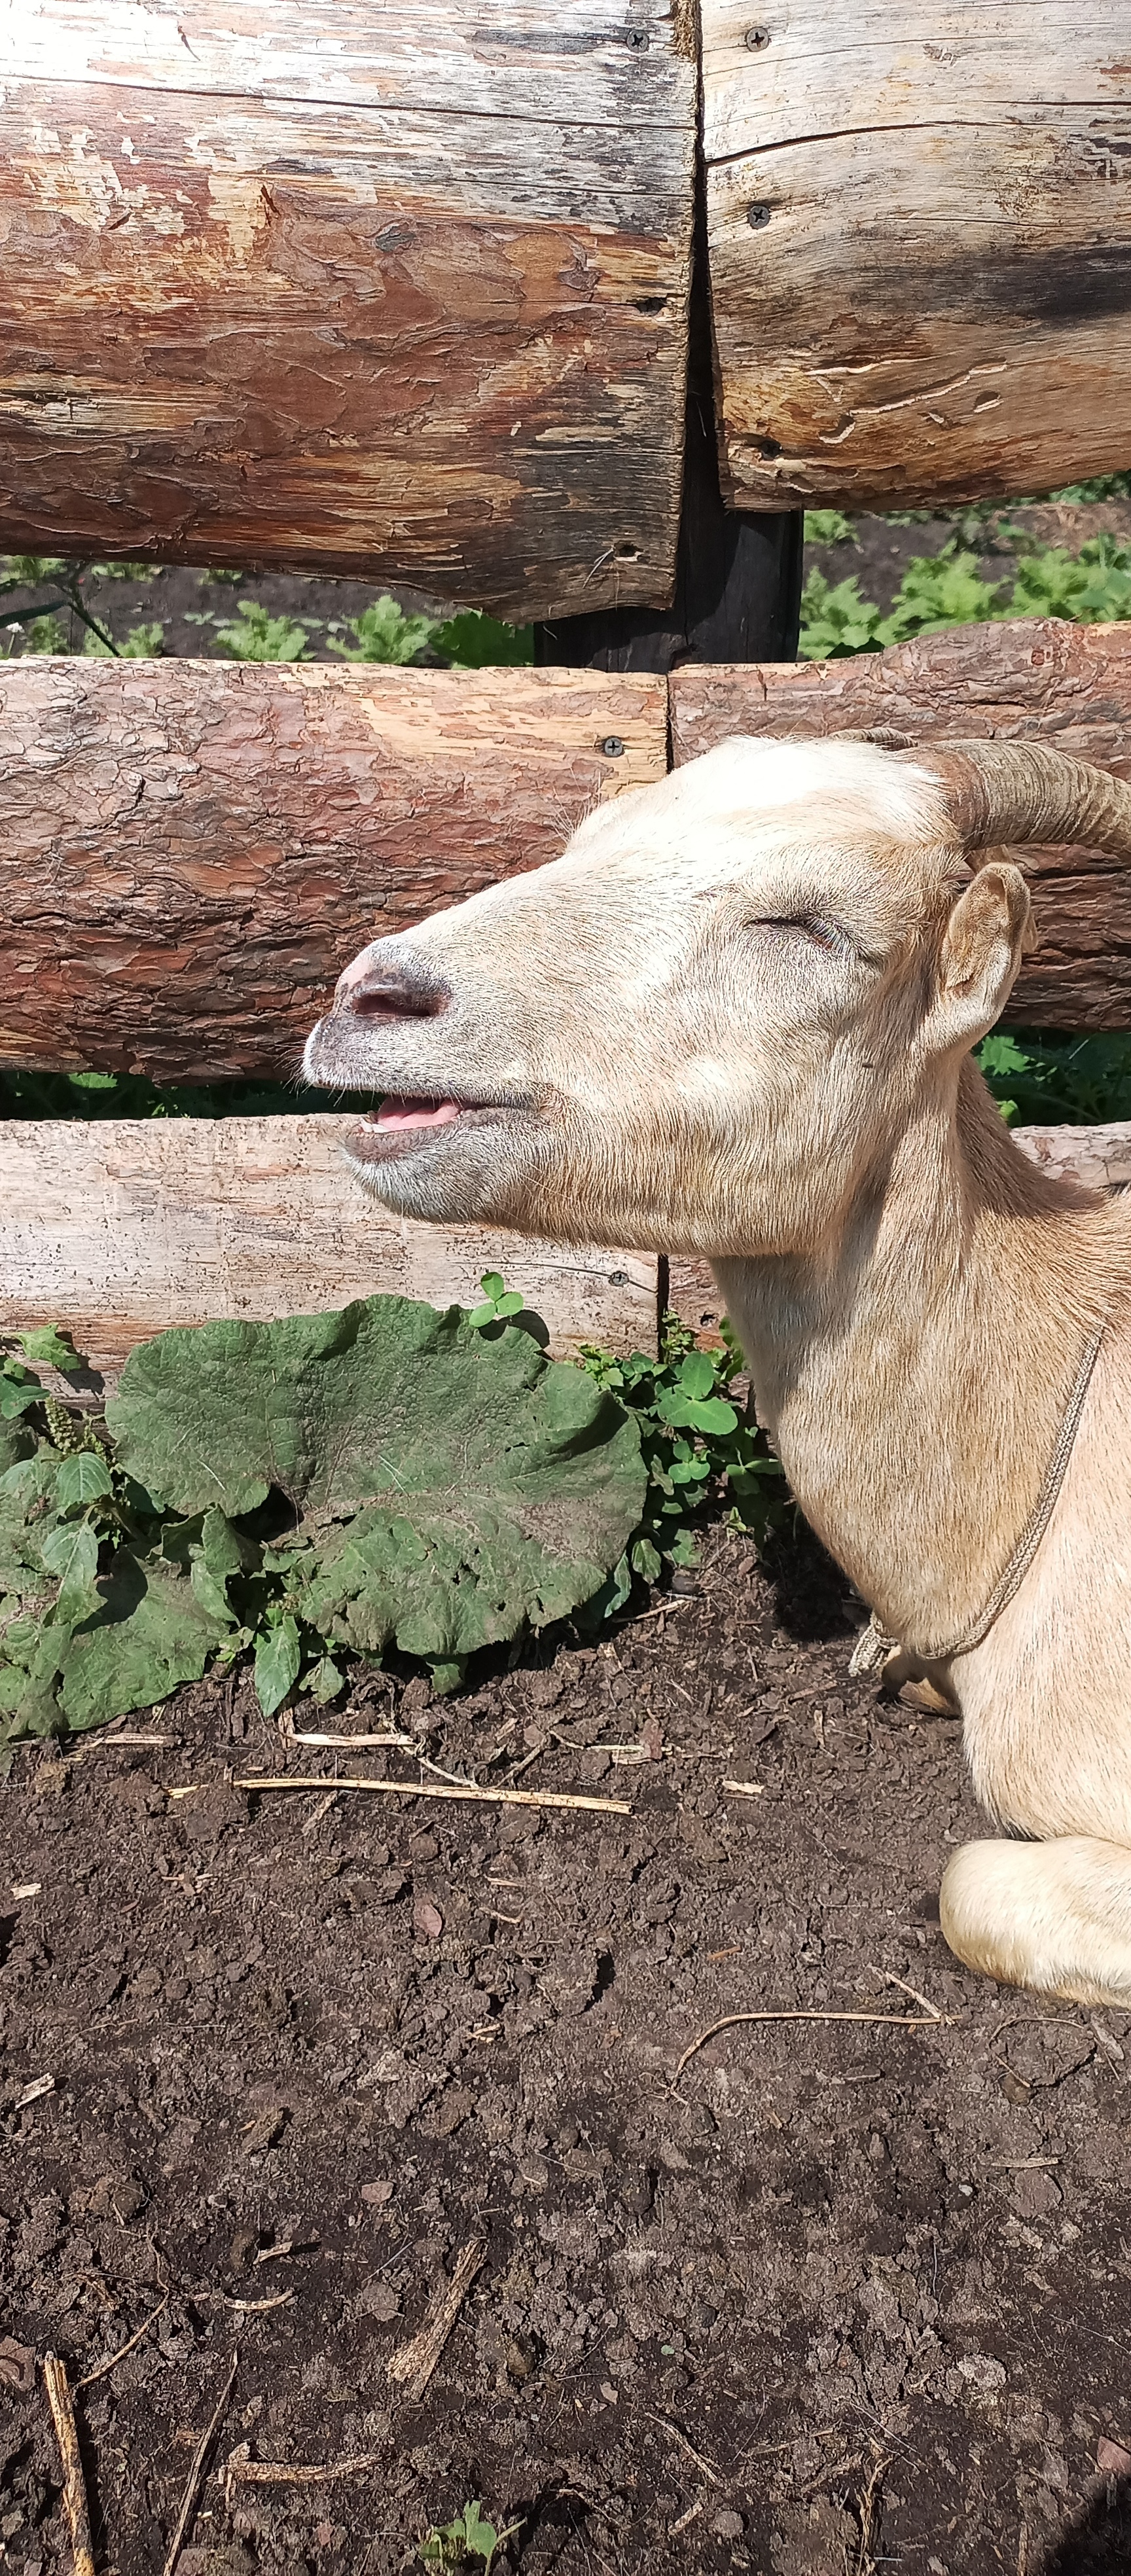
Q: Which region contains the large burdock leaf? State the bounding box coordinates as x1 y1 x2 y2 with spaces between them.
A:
58 1548 227 1732
108 1297 645 1660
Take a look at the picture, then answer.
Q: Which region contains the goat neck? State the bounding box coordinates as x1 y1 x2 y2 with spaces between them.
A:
715 1061 1117 1656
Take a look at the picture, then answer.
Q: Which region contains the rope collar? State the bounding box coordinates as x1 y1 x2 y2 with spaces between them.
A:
850 1319 1107 1675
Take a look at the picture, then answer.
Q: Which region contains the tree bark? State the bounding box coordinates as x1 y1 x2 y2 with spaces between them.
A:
0 663 668 1081
702 0 1131 511
0 2 694 620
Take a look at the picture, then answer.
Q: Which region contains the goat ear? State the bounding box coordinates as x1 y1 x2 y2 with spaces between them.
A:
924 861 1033 1051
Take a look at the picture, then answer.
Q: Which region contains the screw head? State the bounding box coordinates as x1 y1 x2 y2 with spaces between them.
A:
745 22 771 45
747 201 772 228
600 736 626 759
624 23 649 47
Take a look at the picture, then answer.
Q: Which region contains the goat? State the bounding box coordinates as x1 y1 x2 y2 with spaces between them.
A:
305 734 1131 2006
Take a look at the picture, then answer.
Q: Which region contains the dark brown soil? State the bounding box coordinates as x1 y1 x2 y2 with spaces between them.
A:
3 1524 1130 2576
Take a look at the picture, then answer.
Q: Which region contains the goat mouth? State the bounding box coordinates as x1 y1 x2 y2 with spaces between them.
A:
346 1096 532 1165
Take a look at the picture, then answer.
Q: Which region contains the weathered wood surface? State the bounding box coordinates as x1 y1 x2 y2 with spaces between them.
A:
0 1117 660 1374
0 662 668 1080
668 1123 1131 1347
671 622 1131 1028
702 2 1131 511
0 2 694 618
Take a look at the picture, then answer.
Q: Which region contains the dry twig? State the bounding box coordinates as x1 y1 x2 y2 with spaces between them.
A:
79 2295 169 2388
649 2410 721 2486
856 2454 888 2576
162 2352 238 2576
43 2355 95 2576
234 1774 630 1818
387 2240 485 2401
868 1964 944 2019
228 2454 381 2485
721 1778 764 1800
673 2006 958 2083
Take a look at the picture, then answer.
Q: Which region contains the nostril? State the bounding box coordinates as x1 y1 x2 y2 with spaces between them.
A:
340 968 451 1021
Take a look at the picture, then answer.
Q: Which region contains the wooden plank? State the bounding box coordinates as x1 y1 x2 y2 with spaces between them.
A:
670 621 1131 1028
0 661 668 1080
702 1 1131 510
0 1115 660 1373
0 4 694 617
668 1124 1131 1347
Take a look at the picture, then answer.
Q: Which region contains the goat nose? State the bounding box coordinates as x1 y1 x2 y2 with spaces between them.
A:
334 954 451 1020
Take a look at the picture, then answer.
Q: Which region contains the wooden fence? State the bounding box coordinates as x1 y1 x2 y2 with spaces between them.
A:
702 1 1131 512
0 0 1126 609
4 620 1131 1367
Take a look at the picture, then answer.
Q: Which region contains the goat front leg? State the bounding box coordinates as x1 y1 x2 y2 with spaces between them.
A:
941 1836 1131 2005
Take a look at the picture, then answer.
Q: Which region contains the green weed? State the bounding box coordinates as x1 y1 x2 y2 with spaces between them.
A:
83 621 165 658
435 610 533 668
978 1030 1131 1128
0 1293 646 1747
802 509 856 548
577 1310 789 1617
327 596 441 665
799 533 1131 660
417 2501 522 2571
211 600 311 661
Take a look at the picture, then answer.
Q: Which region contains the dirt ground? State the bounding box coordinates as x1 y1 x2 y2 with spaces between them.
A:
3 1522 1130 2576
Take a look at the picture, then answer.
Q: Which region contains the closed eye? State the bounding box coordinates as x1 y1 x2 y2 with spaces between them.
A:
753 913 859 961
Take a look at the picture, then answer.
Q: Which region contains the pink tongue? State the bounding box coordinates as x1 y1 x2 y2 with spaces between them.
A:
374 1096 461 1131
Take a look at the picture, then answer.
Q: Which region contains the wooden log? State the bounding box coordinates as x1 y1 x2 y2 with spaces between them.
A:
702 1 1131 511
670 622 1131 1029
0 1115 660 1375
668 1126 1131 1348
0 2 694 619
0 661 668 1080
535 185 803 672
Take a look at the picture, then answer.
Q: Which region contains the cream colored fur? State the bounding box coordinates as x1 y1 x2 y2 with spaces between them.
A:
305 735 1131 2006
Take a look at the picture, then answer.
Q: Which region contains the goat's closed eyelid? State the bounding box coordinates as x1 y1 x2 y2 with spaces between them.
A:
748 912 859 961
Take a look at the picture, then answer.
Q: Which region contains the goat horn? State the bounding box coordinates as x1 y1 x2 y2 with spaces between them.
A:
903 738 1131 860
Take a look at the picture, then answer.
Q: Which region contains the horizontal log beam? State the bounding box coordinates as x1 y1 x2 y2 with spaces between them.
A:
0 1115 660 1374
0 662 668 1082
702 1 1131 511
3 1113 1122 1382
0 4 694 618
671 622 1131 1029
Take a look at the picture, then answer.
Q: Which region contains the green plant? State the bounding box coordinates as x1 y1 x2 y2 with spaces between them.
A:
0 555 69 591
0 1293 645 1748
802 509 856 547
978 1029 1131 1127
211 600 311 661
83 620 165 658
799 532 1131 662
418 2502 522 2571
1008 533 1131 623
577 1311 789 1615
797 571 886 659
435 611 534 668
327 596 440 665
88 561 157 582
19 611 71 654
467 1271 526 1329
1049 473 1131 504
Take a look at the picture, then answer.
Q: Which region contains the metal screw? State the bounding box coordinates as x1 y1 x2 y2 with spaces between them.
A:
747 201 772 228
745 23 771 46
624 24 649 47
600 736 626 759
